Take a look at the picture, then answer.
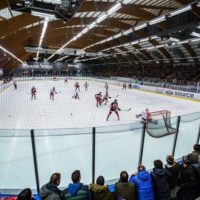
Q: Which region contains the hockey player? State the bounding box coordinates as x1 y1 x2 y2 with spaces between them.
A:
122 82 126 90
107 99 121 121
136 108 150 123
102 92 109 105
31 86 36 100
72 92 80 100
95 92 102 107
50 88 55 100
105 82 109 93
84 82 89 91
13 81 17 89
128 82 132 89
64 78 68 84
74 82 80 92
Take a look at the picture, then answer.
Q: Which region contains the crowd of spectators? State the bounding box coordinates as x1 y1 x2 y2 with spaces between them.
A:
90 64 200 85
6 144 199 200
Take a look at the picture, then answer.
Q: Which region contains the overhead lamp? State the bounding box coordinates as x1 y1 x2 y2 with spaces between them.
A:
81 28 89 34
191 31 200 38
0 45 24 64
113 33 122 39
31 11 55 19
134 23 147 31
169 5 192 17
131 41 138 45
96 14 107 23
139 38 149 43
169 37 180 42
191 38 200 42
88 22 96 29
150 35 159 40
123 29 132 35
149 16 166 25
107 3 122 15
156 44 164 48
122 0 137 4
146 46 155 50
177 40 189 44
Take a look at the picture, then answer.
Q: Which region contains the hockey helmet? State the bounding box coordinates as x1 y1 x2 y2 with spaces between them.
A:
114 99 117 102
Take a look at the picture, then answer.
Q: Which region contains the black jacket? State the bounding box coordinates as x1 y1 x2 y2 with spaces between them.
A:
165 162 180 190
151 168 170 200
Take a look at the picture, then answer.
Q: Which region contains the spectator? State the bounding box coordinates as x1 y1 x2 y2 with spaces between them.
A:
177 156 196 200
17 188 34 200
165 155 180 199
192 155 200 198
40 172 63 200
90 175 113 200
129 165 154 200
115 171 136 200
63 170 91 200
187 144 200 164
151 160 170 200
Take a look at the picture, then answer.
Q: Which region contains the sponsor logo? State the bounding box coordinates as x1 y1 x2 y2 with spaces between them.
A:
174 91 194 99
166 90 173 95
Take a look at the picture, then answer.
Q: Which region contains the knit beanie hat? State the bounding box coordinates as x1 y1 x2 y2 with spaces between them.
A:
96 176 105 186
182 155 191 164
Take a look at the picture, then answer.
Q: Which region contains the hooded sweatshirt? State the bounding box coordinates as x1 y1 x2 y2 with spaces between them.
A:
129 171 154 200
151 168 170 200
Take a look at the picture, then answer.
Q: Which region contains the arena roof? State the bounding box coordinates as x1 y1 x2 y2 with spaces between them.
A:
0 0 200 74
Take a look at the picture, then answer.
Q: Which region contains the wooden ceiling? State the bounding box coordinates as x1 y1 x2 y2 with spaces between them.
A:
0 0 199 73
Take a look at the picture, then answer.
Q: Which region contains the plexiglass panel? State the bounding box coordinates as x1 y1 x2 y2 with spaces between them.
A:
96 123 143 183
34 128 93 187
0 130 36 192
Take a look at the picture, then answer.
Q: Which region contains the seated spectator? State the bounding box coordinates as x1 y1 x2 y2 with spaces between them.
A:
151 160 170 200
40 172 63 200
129 165 154 200
192 155 200 198
63 170 91 200
90 175 113 200
17 188 34 200
177 156 196 200
115 171 136 200
187 144 200 164
165 155 180 199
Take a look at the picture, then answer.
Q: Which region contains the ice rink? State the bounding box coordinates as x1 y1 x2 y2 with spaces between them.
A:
0 79 200 191
0 79 199 129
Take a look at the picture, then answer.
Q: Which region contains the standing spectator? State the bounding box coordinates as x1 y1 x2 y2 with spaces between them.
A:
177 156 196 200
187 144 200 164
63 170 91 200
165 155 180 199
192 155 200 198
129 165 154 200
17 188 34 200
115 171 136 200
90 175 113 200
40 172 63 200
151 160 170 200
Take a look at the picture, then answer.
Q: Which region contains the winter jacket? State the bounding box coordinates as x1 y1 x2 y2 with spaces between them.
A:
90 183 114 200
63 183 91 200
151 168 170 200
40 183 63 200
192 163 200 197
165 162 180 190
129 171 154 200
115 182 136 200
187 150 200 164
177 164 196 200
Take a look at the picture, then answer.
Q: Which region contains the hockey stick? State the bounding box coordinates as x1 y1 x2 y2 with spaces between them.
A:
121 108 131 111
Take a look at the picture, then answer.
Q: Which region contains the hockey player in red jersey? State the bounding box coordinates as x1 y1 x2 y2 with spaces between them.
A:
106 99 121 121
72 92 80 100
95 92 102 107
31 86 36 100
102 91 109 105
74 82 80 92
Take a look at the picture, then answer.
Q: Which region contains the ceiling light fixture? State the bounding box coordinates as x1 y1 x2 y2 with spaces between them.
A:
149 16 166 25
134 23 147 31
168 5 192 17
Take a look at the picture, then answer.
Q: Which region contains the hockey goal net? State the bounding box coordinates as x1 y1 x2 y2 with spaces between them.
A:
146 110 176 137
